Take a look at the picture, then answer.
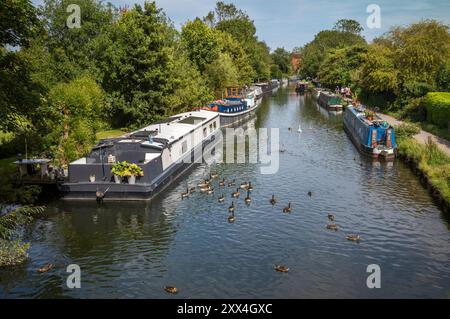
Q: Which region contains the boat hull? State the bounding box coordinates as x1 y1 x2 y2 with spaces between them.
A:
343 124 396 160
219 101 261 128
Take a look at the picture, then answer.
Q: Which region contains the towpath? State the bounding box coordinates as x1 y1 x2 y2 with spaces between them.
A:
378 113 450 156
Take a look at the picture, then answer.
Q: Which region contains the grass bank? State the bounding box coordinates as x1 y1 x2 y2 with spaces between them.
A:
396 134 450 212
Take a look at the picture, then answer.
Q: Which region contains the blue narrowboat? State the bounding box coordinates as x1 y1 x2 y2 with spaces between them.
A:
344 105 397 160
207 86 261 127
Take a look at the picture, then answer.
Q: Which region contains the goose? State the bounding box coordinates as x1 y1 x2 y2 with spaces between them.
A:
181 188 189 199
307 191 312 197
164 286 178 294
228 201 235 213
219 178 225 187
38 264 53 273
326 224 338 231
247 182 253 192
206 187 214 195
231 188 240 198
189 186 196 193
200 186 210 193
210 171 219 179
228 212 236 223
346 234 361 242
240 181 249 189
274 265 289 273
218 194 225 203
270 194 277 205
244 191 251 204
327 213 334 221
198 180 209 188
228 179 236 187
283 202 292 213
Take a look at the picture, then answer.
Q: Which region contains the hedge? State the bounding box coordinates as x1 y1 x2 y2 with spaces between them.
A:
424 92 450 128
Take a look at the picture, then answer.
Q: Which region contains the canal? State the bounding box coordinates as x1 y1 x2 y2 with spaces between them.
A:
1 86 449 298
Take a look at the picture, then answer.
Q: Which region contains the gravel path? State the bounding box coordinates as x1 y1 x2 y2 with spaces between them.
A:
378 113 450 156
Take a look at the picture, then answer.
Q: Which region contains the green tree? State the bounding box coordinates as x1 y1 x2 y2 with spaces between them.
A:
0 0 39 47
204 53 239 97
299 29 366 78
181 18 220 73
46 75 105 164
271 47 291 76
318 44 368 88
355 43 399 94
333 19 363 35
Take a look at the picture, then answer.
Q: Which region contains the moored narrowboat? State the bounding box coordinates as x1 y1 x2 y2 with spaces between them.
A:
343 105 397 160
295 81 309 94
62 110 221 200
207 86 261 127
317 90 343 111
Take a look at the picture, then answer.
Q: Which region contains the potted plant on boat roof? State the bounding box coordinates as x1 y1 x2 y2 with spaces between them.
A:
125 163 144 185
111 161 128 184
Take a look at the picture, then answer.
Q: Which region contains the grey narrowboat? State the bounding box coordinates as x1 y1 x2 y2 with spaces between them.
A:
62 110 221 200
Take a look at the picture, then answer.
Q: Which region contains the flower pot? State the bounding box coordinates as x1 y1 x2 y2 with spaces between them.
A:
128 175 136 185
89 175 96 182
114 175 121 184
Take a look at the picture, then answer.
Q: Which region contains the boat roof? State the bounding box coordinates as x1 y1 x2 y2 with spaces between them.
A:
127 110 219 145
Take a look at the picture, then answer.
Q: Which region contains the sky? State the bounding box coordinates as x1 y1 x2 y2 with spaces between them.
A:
33 0 450 51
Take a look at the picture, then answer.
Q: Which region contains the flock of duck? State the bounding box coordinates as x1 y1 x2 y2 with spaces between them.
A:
162 169 362 294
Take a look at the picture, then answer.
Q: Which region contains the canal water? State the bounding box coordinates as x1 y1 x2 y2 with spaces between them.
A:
1 86 449 298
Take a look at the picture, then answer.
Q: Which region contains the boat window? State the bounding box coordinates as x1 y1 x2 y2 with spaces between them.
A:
213 121 217 129
182 140 187 154
209 123 213 133
203 127 207 137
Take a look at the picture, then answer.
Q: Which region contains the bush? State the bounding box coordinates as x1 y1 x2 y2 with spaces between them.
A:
424 92 450 128
394 122 421 140
0 239 30 267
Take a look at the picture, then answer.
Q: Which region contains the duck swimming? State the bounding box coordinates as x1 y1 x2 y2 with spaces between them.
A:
228 179 236 187
38 264 53 273
247 182 253 191
283 202 292 213
231 188 240 198
326 224 338 231
181 188 189 199
346 234 361 242
219 178 225 187
307 191 312 197
327 213 334 221
228 211 236 223
274 265 289 273
228 201 235 213
218 194 225 203
270 194 277 205
244 191 251 204
206 187 214 195
164 286 178 294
